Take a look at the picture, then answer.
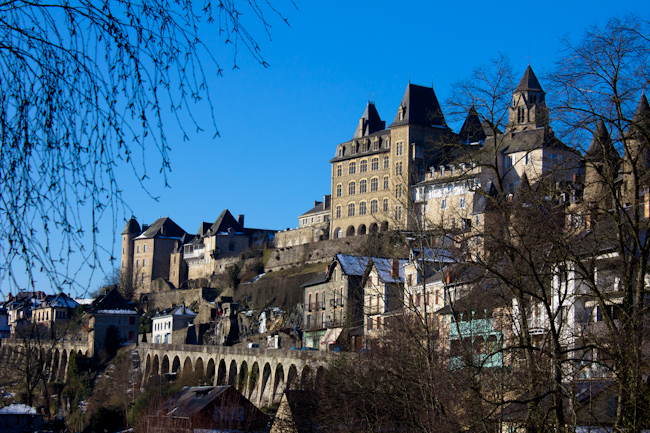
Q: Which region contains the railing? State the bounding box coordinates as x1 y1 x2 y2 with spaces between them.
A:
330 299 344 308
309 302 321 311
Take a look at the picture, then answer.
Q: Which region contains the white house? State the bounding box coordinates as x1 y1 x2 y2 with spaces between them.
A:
152 304 197 344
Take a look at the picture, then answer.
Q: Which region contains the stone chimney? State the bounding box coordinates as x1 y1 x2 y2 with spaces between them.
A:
324 195 331 209
391 259 400 278
237 214 245 228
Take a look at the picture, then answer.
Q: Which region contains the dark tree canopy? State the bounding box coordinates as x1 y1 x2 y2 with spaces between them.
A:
0 0 292 295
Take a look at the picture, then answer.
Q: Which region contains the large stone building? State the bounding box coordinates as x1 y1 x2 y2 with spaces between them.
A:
275 195 331 248
329 84 456 239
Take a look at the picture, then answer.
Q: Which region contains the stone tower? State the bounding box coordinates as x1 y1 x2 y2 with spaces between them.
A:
508 65 548 132
622 93 650 208
120 217 141 285
583 120 620 215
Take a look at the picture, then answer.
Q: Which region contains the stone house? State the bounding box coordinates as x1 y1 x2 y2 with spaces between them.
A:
275 195 331 248
121 216 188 296
362 257 407 342
301 254 370 351
86 288 140 361
32 292 79 329
151 303 197 344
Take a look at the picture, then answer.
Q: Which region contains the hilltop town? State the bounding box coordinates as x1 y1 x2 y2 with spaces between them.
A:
1 58 650 432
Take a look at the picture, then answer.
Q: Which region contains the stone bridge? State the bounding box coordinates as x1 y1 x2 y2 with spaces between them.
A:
0 338 91 383
136 343 333 407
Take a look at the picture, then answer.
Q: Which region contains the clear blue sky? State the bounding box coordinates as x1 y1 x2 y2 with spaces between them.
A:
19 1 650 295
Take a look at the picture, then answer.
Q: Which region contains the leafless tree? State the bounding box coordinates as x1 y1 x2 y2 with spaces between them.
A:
0 0 293 296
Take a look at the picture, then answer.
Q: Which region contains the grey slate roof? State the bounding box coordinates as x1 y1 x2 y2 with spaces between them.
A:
353 102 385 138
631 92 650 137
136 217 186 240
207 209 242 236
155 304 197 318
89 288 138 315
390 83 447 128
515 65 543 93
458 107 488 144
298 196 331 218
586 120 618 161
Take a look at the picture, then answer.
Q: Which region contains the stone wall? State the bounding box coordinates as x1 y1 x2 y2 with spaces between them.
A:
265 236 370 272
139 287 221 312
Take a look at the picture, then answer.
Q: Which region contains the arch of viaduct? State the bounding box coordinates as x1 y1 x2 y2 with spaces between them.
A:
137 343 333 407
0 339 90 383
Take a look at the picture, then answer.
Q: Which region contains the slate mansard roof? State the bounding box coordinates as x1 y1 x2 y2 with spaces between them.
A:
390 83 448 128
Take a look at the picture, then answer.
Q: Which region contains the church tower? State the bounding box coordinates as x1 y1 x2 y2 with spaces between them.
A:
622 93 650 208
508 66 548 132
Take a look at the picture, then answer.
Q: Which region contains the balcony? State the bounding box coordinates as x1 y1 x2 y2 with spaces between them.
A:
308 302 321 312
184 244 205 260
330 299 344 308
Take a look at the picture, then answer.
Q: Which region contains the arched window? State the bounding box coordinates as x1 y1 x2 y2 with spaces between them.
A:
359 180 367 194
370 200 378 214
336 184 342 197
349 162 356 175
359 202 367 215
371 158 379 170
348 203 356 217
336 164 342 177
336 206 341 219
360 160 367 173
383 176 389 190
383 198 389 212
348 182 356 195
371 178 378 191
384 156 390 169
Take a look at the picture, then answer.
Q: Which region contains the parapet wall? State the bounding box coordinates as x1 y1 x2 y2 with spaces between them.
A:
265 236 370 272
139 287 221 312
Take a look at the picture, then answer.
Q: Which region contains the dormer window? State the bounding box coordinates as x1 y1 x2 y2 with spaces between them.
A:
339 147 344 158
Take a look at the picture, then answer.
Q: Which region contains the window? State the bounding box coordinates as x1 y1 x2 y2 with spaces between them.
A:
524 153 531 165
349 182 356 195
504 155 513 168
371 178 378 191
383 176 389 190
383 198 389 212
395 184 402 198
371 200 378 214
349 162 356 175
384 156 390 169
351 143 357 155
360 160 367 172
441 199 447 209
336 206 341 219
336 184 342 197
359 202 367 215
137 245 140 253
144 244 147 252
396 142 403 156
447 184 452 193
371 158 379 170
450 165 455 176
460 197 466 208
348 203 356 217
368 317 373 331
338 148 344 157
395 205 402 220
336 164 342 176
357 179 367 194
136 260 139 268
143 258 147 266
142 273 145 283
395 162 403 176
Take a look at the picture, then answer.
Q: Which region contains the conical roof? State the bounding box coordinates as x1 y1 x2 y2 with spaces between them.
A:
459 107 487 144
632 92 650 129
121 217 141 235
515 66 544 93
353 102 385 138
586 120 618 161
390 83 446 128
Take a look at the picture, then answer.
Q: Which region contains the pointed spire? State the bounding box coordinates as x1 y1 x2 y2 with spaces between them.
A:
353 101 385 138
459 106 486 144
515 65 543 93
586 120 618 161
632 92 650 129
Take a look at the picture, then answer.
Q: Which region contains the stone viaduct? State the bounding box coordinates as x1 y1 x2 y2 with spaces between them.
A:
0 338 90 383
136 343 333 407
0 339 334 408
